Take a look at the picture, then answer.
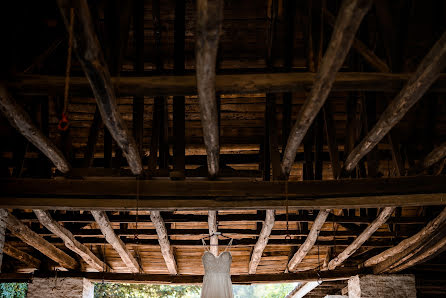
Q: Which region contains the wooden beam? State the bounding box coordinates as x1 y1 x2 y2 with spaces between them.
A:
150 211 178 275
281 0 373 177
248 209 275 274
90 211 141 273
5 212 77 269
0 84 70 173
195 0 223 177
33 209 106 272
420 142 446 170
1 176 446 210
3 243 40 269
327 207 395 270
208 211 218 256
11 72 446 97
364 207 446 268
0 209 7 271
287 209 330 272
343 31 446 173
285 281 320 298
56 0 142 175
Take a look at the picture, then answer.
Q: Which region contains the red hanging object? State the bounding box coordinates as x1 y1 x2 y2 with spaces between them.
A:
58 113 69 131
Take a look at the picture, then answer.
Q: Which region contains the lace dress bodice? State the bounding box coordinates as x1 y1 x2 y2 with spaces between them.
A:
201 251 234 298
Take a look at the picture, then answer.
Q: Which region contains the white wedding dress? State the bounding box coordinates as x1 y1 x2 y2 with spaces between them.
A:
201 251 234 298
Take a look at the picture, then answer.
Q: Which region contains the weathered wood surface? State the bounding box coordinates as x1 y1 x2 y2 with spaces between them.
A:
57 0 142 175
0 209 7 271
248 209 275 274
281 0 373 177
365 207 446 268
33 209 106 272
287 209 330 272
0 84 70 173
91 210 141 273
5 213 77 269
11 72 446 97
150 211 178 274
343 31 446 173
208 210 218 256
327 207 395 270
195 0 223 177
420 142 446 170
285 281 320 298
3 243 41 269
1 176 445 210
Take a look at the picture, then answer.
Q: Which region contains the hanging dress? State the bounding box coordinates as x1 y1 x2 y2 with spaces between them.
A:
201 251 234 298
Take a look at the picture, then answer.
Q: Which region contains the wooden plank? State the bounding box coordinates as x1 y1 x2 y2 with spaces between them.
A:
248 209 275 274
0 84 70 173
281 0 373 177
3 243 40 269
343 31 446 173
33 209 106 272
56 0 142 175
150 211 178 275
195 0 223 177
90 211 141 273
1 176 446 210
208 211 218 256
5 213 77 269
287 209 330 272
327 207 395 270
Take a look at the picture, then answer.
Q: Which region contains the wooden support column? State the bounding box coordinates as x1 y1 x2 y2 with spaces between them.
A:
3 243 41 269
0 85 70 173
195 0 223 177
33 210 106 272
281 0 373 177
208 211 218 256
248 209 275 274
150 211 178 275
5 212 77 270
343 31 446 173
327 207 395 270
57 0 142 175
91 211 141 273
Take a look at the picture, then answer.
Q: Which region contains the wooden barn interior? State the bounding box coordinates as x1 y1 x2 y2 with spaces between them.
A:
0 0 446 297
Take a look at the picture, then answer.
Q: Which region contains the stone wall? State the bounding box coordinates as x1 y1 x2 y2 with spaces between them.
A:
27 277 93 298
348 274 416 298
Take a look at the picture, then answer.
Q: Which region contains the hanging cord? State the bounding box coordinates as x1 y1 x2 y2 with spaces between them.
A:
59 7 74 132
316 231 323 285
224 238 234 252
285 180 291 240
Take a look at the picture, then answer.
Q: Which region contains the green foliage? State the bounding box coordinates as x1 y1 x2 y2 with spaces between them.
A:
0 283 27 298
234 283 298 298
94 283 200 298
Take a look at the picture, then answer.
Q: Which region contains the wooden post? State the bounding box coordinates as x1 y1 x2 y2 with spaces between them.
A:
150 211 178 274
208 211 218 256
248 210 275 274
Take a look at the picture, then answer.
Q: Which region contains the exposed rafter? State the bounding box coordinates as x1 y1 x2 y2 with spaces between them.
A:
91 211 141 273
343 31 446 173
33 209 107 272
56 0 142 175
3 244 41 269
208 211 218 256
248 209 275 274
419 142 446 170
195 0 223 177
281 0 373 177
150 211 178 275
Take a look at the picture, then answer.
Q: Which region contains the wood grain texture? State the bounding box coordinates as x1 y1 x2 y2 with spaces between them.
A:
150 211 178 274
208 210 218 256
0 209 7 271
421 142 446 170
3 243 41 269
248 209 275 274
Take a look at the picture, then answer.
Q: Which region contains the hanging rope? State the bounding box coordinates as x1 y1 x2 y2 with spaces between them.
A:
58 7 74 132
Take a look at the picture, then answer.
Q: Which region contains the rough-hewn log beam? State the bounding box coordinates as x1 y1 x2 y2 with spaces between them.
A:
91 211 141 273
208 211 218 256
56 0 142 175
327 207 395 270
281 0 373 177
150 211 178 275
0 84 70 173
248 209 275 274
5 213 77 269
343 32 446 173
420 142 446 170
3 243 41 269
33 209 106 272
195 0 223 177
287 210 330 272
285 281 320 298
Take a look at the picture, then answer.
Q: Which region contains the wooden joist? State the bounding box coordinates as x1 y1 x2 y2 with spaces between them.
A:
208 210 218 256
248 209 275 274
3 243 41 269
285 281 320 298
91 211 141 273
195 0 223 177
343 31 446 173
281 0 373 177
33 209 106 272
287 210 330 272
0 84 70 173
150 211 178 275
1 176 445 210
327 207 395 270
5 212 77 270
56 0 142 175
